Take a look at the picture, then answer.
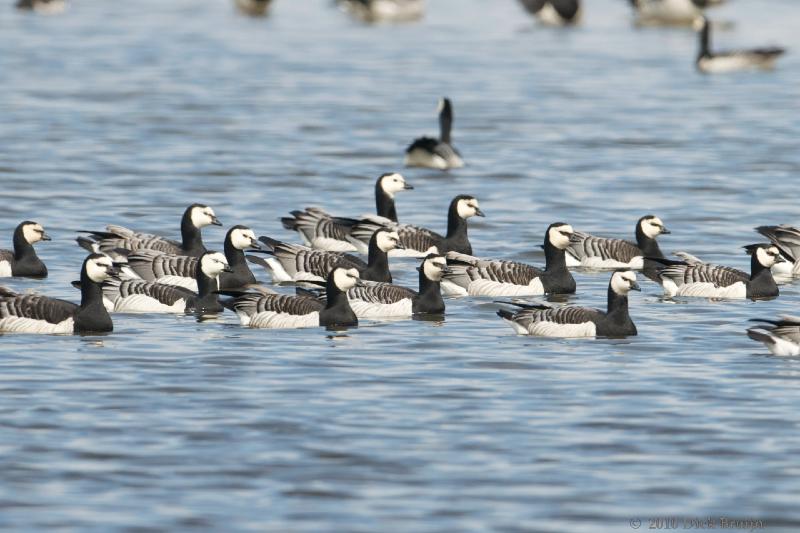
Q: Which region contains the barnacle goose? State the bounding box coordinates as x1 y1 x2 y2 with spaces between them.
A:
0 254 117 335
281 173 413 252
0 221 51 278
251 229 402 284
338 0 424 24
405 98 464 170
347 195 484 257
440 223 577 297
227 266 363 329
77 204 221 260
121 226 261 291
102 252 231 314
649 244 784 299
15 0 66 14
235 0 271 16
497 270 640 338
518 0 581 26
755 225 800 278
695 16 785 73
628 0 708 26
747 316 800 357
312 254 449 319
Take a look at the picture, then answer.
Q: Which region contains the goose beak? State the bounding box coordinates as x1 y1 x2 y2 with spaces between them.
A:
660 228 671 235
394 242 405 250
354 277 365 287
630 281 641 292
211 216 222 226
775 255 787 264
41 232 52 241
108 264 122 277
404 183 414 190
222 264 233 273
474 207 485 217
441 265 453 274
569 233 582 243
249 238 263 250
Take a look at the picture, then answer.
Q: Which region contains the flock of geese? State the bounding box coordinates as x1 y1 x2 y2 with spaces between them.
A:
2 153 800 356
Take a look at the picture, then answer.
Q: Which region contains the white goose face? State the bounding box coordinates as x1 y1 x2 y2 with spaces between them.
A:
756 246 783 268
86 255 115 283
641 216 669 239
422 255 449 281
610 270 640 295
22 223 48 244
379 173 410 198
191 205 220 229
231 228 257 250
333 267 361 291
200 252 229 278
548 224 575 250
456 197 484 219
375 230 401 253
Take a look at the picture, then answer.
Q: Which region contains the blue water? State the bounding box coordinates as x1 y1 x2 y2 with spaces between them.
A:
2 0 800 530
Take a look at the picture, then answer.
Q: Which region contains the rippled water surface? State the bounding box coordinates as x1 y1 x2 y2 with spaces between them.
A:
2 0 800 530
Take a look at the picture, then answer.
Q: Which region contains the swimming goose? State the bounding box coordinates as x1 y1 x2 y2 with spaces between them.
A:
77 204 221 260
281 172 413 252
755 225 800 277
121 226 261 291
314 254 449 318
405 98 464 170
747 316 800 357
497 270 640 338
0 254 116 335
695 16 785 73
348 195 484 257
228 266 362 329
15 0 66 14
518 0 581 26
234 0 271 16
649 244 783 299
566 215 670 280
252 229 402 284
441 223 577 297
628 0 710 26
102 251 231 314
0 221 51 278
338 0 424 24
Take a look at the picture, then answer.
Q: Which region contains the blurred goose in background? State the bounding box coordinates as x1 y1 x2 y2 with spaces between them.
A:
338 0 424 23
0 254 116 335
628 0 712 26
282 173 413 252
235 0 272 17
15 0 66 14
695 16 785 73
756 224 800 278
518 0 581 26
405 98 464 170
747 316 800 357
648 244 783 299
0 221 51 278
497 270 640 338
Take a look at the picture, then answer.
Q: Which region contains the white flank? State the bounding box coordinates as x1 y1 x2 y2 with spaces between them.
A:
0 261 12 277
440 279 468 297
698 55 771 73
0 317 74 334
310 237 357 252
674 281 747 299
537 3 566 26
569 255 642 269
247 311 320 329
759 334 800 357
771 261 795 277
467 278 544 297
265 258 294 283
349 298 413 318
404 149 448 170
565 253 581 268
526 320 596 338
111 295 187 313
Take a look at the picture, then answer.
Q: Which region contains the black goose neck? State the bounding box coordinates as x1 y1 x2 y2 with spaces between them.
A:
375 182 398 222
365 238 391 282
12 227 36 259
195 263 217 298
321 277 358 327
439 101 453 144
416 269 445 312
79 269 105 309
446 203 468 241
180 209 205 254
606 287 630 322
544 240 567 272
635 225 664 258
223 238 247 268
699 22 711 58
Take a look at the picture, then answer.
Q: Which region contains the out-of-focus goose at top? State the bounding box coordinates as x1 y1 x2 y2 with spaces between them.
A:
78 204 222 260
405 98 464 170
441 223 577 297
226 266 363 329
518 0 581 26
755 224 800 278
566 215 670 280
628 0 711 26
497 270 640 338
0 254 117 335
347 195 485 257
648 244 784 299
0 221 51 278
121 226 262 291
234 0 271 17
338 0 424 24
747 316 800 357
281 173 413 252
15 0 66 14
694 16 785 73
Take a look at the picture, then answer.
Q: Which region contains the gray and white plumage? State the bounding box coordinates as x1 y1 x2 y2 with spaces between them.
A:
747 316 800 357
338 0 424 24
628 0 708 26
566 215 670 270
695 16 785 73
755 225 800 278
252 237 366 283
497 270 640 338
234 0 271 16
405 98 464 170
518 0 580 26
